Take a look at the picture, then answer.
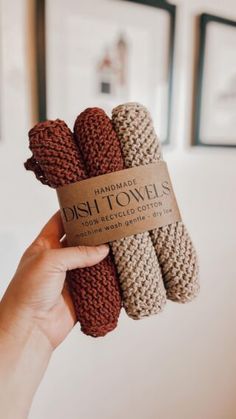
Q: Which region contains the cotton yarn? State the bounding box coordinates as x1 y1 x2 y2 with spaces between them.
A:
24 119 122 337
112 103 199 302
74 108 166 319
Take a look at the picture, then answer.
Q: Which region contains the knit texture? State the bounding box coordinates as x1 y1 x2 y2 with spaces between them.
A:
24 119 122 336
112 103 199 302
74 108 166 319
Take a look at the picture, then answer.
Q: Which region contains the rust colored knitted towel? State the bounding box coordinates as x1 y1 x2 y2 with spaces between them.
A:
74 108 166 319
112 103 199 303
24 119 122 337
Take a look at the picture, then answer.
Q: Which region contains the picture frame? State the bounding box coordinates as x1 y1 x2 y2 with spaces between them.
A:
194 13 236 147
32 0 47 123
33 0 176 145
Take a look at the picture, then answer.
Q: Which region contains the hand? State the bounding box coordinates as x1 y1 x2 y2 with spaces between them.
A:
0 211 109 419
0 210 109 348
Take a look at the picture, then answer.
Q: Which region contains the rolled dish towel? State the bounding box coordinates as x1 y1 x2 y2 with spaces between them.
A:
112 103 199 302
74 107 166 319
24 119 122 337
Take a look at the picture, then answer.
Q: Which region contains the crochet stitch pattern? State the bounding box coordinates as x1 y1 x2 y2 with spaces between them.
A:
112 103 199 302
24 119 122 337
74 108 166 319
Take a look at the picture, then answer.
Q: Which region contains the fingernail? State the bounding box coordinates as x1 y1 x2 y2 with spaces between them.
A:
97 244 109 254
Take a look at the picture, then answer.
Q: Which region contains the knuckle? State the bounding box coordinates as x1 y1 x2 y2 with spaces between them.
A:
36 249 52 266
77 245 90 259
24 237 49 258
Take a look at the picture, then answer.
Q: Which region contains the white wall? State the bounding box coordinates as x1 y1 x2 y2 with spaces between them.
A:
0 0 236 418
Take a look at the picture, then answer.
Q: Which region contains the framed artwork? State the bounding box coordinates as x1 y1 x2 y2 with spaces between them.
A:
194 13 236 147
34 0 46 125
34 0 176 144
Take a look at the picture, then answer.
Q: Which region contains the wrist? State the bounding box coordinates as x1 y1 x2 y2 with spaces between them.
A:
0 284 54 349
0 302 52 418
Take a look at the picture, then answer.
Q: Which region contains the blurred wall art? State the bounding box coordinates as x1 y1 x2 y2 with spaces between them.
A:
33 0 176 144
194 13 236 147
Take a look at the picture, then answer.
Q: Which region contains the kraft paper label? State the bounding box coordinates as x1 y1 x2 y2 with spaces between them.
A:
56 162 181 246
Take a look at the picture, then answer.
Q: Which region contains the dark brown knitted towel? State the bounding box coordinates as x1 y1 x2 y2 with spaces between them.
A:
74 108 166 320
24 119 122 337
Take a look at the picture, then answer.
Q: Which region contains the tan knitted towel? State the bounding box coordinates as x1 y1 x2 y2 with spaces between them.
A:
112 103 199 303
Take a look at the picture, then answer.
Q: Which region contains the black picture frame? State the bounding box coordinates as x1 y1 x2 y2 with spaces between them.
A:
34 0 176 145
123 0 176 145
193 13 236 147
34 0 47 122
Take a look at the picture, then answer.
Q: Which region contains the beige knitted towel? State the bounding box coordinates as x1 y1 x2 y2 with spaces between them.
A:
112 233 166 318
112 103 199 303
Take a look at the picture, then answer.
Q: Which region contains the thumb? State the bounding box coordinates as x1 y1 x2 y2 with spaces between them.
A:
44 244 110 272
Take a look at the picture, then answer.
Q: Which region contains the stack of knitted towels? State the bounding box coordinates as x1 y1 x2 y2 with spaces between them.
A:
24 102 199 338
